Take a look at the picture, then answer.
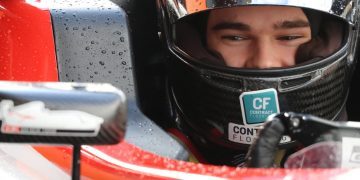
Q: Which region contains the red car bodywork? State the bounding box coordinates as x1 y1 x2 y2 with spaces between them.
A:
0 1 359 179
0 0 58 81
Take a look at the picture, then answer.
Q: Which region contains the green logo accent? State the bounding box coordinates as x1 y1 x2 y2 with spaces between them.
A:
240 89 280 125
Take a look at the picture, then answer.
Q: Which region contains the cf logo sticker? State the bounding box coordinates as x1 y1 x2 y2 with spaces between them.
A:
240 88 280 125
253 97 271 110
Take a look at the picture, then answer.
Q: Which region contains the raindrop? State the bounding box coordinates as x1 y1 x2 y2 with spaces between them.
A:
91 40 95 44
101 50 106 54
120 37 125 42
99 61 105 65
94 71 98 75
121 61 126 65
89 62 93 65
85 46 90 50
112 51 116 54
113 31 122 35
119 52 123 56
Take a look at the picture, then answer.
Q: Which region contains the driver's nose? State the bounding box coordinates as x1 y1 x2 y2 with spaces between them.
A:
245 39 283 69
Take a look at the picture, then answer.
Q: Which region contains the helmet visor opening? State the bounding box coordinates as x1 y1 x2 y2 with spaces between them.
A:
172 6 349 69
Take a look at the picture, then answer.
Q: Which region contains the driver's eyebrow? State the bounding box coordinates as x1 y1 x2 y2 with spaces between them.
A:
211 22 251 31
274 20 310 29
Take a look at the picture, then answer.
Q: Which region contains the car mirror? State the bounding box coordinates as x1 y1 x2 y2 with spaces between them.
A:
0 81 127 180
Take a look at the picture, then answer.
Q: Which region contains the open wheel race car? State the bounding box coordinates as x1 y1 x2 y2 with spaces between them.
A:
2 0 360 179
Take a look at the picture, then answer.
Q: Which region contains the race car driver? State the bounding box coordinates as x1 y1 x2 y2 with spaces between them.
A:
157 0 360 166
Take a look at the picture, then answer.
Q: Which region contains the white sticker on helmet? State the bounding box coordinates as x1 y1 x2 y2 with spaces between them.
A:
228 122 291 145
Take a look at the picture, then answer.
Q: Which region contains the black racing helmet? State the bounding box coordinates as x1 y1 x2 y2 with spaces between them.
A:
157 0 360 157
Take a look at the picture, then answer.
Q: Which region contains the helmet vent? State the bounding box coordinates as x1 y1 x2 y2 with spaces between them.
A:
280 76 312 89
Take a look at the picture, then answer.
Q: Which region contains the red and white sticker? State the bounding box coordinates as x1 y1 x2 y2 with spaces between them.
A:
2 124 21 134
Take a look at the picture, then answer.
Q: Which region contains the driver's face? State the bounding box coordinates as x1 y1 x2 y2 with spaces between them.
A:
206 6 311 68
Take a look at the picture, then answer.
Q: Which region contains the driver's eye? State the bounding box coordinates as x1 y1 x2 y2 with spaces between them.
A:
221 35 246 41
277 36 303 41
